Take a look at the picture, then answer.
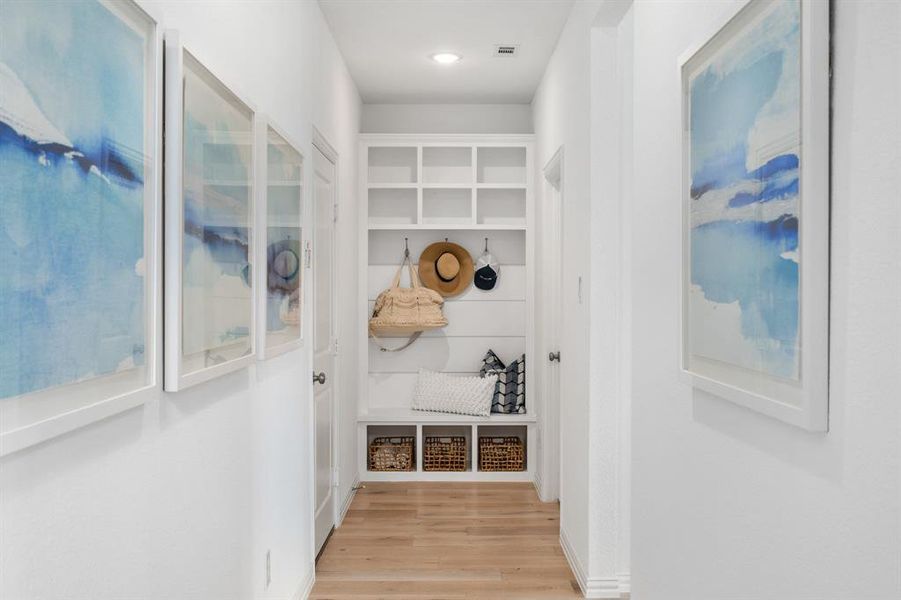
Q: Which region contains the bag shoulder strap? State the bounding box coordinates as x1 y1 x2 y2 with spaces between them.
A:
370 331 421 352
390 251 421 289
408 257 422 288
389 258 405 288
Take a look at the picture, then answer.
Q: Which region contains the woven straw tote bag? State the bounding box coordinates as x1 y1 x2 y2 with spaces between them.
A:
369 250 447 351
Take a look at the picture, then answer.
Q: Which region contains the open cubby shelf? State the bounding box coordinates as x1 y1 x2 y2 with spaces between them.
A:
477 188 526 226
422 187 472 225
359 134 535 483
362 422 529 481
368 146 417 184
368 188 417 225
477 146 527 185
422 146 472 184
363 138 531 230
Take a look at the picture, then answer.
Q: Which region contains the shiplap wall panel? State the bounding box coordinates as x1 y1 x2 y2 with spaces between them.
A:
368 230 525 265
368 373 419 409
367 300 525 338
362 137 533 428
366 373 469 409
371 372 535 410
369 337 525 374
367 265 527 302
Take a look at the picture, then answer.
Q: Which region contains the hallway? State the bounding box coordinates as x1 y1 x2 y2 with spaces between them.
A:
311 483 584 599
2 1 900 599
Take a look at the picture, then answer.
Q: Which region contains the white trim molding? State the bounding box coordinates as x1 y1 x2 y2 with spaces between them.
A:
336 474 360 526
586 0 634 595
533 470 547 502
312 126 339 164
559 527 587 592
560 528 630 598
616 573 631 595
292 564 316 600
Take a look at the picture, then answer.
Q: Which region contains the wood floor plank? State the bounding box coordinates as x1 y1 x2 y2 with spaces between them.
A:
309 482 584 599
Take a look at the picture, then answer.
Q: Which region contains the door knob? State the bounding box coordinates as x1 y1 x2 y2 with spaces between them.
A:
313 372 327 385
548 351 560 362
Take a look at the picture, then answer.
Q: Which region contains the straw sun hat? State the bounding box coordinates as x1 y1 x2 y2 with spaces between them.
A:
418 240 474 297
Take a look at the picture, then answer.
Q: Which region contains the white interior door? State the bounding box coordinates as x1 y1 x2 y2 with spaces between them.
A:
540 149 563 502
313 144 337 555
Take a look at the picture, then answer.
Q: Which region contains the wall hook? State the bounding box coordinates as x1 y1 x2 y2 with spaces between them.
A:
484 237 489 252
404 237 409 258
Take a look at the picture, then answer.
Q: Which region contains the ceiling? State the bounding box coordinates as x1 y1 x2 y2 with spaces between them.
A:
318 0 575 104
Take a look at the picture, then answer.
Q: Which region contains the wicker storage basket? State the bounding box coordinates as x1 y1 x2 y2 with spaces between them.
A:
368 436 416 471
423 436 467 471
478 436 525 472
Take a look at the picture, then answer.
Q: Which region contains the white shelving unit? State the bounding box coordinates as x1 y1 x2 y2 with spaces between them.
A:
358 412 535 482
358 134 536 482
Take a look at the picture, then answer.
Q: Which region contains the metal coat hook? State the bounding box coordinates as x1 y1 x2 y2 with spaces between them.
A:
484 237 489 252
403 237 409 258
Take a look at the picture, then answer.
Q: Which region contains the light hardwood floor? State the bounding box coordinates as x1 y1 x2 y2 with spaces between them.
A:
310 482 583 599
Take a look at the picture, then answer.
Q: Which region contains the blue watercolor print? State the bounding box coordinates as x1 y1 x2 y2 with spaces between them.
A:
180 60 253 357
688 0 801 379
266 232 301 332
264 134 302 338
0 1 147 398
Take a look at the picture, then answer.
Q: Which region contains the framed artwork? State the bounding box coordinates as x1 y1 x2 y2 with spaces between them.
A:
255 118 305 359
0 0 159 455
680 0 830 430
164 33 255 391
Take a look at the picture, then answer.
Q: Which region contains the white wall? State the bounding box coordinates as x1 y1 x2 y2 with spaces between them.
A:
631 1 901 599
532 0 633 598
0 2 361 599
533 1 634 596
532 0 598 581
362 103 532 134
589 2 633 591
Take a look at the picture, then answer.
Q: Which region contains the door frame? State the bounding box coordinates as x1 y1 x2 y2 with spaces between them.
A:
539 146 564 503
311 127 340 558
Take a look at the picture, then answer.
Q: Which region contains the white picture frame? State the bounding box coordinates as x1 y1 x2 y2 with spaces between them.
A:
163 32 257 391
679 0 830 431
255 116 305 360
0 0 161 456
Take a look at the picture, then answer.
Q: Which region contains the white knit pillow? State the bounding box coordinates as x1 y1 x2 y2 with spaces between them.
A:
411 369 497 417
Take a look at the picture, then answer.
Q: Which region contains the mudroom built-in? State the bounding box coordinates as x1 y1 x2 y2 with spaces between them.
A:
358 134 537 483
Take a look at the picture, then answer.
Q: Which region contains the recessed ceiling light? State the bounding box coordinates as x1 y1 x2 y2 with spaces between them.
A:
431 52 461 65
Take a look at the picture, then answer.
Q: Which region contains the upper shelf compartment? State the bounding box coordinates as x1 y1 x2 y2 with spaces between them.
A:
362 137 531 231
368 146 417 184
477 147 527 185
422 147 472 185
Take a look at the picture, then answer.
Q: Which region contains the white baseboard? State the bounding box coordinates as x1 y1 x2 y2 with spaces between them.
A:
532 471 544 499
292 564 315 600
533 468 559 503
559 528 630 599
559 527 589 595
336 473 360 526
616 572 631 595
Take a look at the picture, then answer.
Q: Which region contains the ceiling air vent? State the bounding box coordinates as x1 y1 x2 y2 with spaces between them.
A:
494 44 519 57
